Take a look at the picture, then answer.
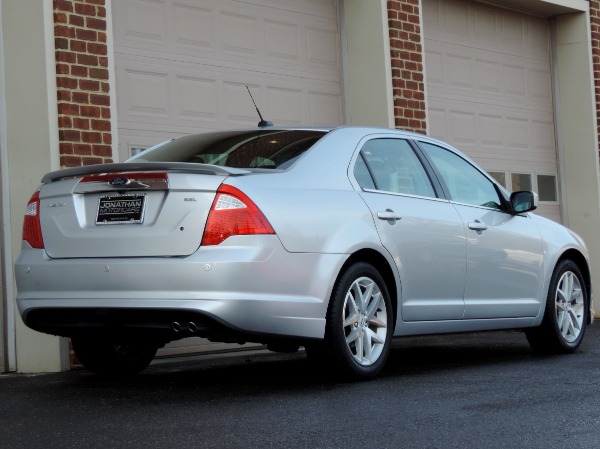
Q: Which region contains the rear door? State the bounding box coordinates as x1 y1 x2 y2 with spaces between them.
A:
417 141 545 319
353 136 467 321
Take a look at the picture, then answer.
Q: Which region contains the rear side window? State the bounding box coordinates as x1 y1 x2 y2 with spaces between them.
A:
356 138 436 198
131 130 327 170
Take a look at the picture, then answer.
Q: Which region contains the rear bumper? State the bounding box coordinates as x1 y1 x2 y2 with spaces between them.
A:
15 235 347 342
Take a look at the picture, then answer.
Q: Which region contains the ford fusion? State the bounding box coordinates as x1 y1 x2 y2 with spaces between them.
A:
15 127 593 380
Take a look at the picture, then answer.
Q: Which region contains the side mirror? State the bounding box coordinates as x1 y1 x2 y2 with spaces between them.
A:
511 191 538 214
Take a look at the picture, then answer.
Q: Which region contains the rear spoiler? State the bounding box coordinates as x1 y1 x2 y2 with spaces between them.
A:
41 162 251 183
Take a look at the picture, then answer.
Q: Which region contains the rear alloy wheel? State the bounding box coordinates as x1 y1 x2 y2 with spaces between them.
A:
72 337 158 376
323 262 393 380
526 259 588 354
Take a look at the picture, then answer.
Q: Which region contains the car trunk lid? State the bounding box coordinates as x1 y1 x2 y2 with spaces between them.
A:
39 163 248 258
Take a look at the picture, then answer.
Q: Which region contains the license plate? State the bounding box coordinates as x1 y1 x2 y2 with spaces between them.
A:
96 194 146 225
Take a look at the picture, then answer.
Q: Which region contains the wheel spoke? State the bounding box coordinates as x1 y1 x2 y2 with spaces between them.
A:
365 292 382 319
362 332 372 362
559 312 571 338
557 310 567 333
366 327 385 345
346 328 358 345
343 291 359 327
351 281 366 311
568 310 582 331
354 332 364 362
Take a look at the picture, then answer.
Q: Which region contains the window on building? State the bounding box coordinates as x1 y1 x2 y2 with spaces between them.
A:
511 173 532 192
537 174 558 202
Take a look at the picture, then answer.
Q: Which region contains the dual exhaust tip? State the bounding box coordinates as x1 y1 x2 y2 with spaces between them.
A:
171 321 198 333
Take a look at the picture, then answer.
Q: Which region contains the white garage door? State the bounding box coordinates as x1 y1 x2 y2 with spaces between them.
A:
111 0 342 357
423 0 560 222
112 0 344 161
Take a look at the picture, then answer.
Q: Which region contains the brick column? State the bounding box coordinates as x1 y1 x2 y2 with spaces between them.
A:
387 0 427 134
54 0 112 167
591 1 600 158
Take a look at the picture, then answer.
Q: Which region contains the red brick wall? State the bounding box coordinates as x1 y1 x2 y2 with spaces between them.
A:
54 0 112 167
591 1 600 158
387 0 427 134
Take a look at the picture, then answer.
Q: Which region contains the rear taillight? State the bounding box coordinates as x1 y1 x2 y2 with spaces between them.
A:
23 191 44 249
201 184 275 246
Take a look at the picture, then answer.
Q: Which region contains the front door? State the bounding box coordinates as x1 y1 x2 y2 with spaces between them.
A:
418 141 545 319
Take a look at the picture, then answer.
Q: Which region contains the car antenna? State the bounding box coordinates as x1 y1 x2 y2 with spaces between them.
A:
246 86 273 128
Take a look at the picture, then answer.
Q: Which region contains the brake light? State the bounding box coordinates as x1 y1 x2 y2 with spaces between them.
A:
201 185 275 246
23 191 44 249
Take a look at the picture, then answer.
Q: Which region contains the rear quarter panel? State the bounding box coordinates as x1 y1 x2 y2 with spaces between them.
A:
225 128 384 255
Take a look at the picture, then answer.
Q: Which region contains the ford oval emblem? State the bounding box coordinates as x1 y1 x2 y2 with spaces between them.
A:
109 177 131 187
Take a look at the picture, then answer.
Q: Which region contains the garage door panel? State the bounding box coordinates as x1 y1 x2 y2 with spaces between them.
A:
426 42 553 111
264 20 300 61
425 0 549 59
267 87 303 125
113 0 340 82
220 11 258 56
308 90 343 126
116 0 168 43
175 76 218 121
172 4 214 49
429 98 556 165
239 0 338 18
119 69 170 119
116 55 342 141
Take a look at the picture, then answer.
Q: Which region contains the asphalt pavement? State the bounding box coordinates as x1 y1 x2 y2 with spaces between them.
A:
2 325 599 449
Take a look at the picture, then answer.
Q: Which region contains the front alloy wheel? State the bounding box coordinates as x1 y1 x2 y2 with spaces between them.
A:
526 259 588 354
554 270 585 343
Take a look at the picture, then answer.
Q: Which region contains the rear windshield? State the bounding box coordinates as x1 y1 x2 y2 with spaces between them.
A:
130 129 327 170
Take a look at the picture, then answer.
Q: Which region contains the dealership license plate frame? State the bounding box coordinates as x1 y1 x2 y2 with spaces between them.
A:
96 193 147 225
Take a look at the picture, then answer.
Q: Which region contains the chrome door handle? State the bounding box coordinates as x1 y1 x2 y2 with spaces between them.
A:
377 210 402 221
468 220 488 231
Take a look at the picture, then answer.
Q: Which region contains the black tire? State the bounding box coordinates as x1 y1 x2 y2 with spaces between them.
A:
526 259 588 354
72 336 158 376
315 262 393 380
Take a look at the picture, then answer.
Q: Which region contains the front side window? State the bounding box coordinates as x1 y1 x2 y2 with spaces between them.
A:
355 138 436 198
420 142 502 210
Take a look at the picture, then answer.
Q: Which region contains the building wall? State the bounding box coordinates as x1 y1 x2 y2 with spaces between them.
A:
590 1 600 158
2 0 599 372
3 0 66 373
387 0 427 133
54 0 113 166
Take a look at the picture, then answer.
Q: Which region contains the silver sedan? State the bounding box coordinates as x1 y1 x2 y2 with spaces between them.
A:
15 127 593 380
